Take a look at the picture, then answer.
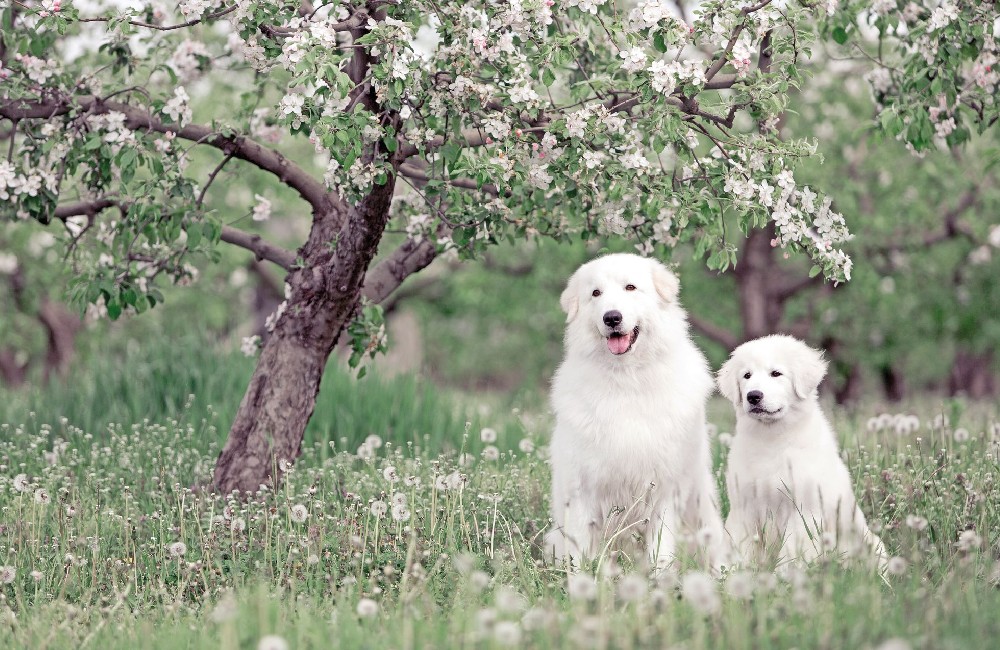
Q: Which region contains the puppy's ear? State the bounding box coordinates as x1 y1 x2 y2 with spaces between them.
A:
716 355 741 405
790 343 829 400
559 272 580 323
650 260 680 304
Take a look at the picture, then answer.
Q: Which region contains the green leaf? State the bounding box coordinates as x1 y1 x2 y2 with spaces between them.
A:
107 299 122 320
832 27 849 45
653 32 668 53
808 265 822 278
542 68 555 87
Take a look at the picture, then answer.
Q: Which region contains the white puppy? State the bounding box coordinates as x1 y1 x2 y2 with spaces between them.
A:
546 253 724 570
718 335 886 567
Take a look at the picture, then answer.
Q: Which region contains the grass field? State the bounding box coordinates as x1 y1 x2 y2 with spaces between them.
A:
1 338 998 649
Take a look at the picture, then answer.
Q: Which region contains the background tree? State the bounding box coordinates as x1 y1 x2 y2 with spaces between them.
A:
4 1 997 491
3 0 858 493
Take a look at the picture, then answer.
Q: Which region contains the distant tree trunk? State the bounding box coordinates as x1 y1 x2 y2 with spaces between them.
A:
948 349 997 398
39 299 82 381
880 364 907 402
0 349 28 386
212 177 397 494
734 226 780 340
835 363 863 404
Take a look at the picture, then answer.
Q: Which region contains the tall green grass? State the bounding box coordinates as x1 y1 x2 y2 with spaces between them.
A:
1 338 998 649
0 333 528 455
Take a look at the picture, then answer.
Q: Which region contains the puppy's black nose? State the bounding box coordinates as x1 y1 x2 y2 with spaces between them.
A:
746 390 763 405
603 310 623 327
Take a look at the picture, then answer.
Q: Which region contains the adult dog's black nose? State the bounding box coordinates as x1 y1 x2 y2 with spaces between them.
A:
746 390 763 405
603 310 623 328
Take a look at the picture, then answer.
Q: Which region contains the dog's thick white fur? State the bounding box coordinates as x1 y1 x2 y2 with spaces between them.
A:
546 253 724 570
718 334 886 567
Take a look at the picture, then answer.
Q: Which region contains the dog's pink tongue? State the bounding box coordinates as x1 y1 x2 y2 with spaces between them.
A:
607 335 630 355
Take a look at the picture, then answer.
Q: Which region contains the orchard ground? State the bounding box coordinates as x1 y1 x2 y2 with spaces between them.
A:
1 338 999 649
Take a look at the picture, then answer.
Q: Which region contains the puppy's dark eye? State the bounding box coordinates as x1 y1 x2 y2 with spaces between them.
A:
592 289 601 297
625 284 637 291
743 372 752 380
770 370 782 377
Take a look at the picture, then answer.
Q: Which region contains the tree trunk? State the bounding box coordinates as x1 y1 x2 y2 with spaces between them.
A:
39 298 82 381
734 224 786 341
213 174 397 494
948 349 997 399
880 364 908 402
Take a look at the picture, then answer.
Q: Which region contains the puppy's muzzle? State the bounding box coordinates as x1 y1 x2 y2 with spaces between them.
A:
746 390 763 405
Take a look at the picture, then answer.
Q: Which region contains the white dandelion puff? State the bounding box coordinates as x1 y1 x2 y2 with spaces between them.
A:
356 597 379 617
681 571 720 615
257 635 289 650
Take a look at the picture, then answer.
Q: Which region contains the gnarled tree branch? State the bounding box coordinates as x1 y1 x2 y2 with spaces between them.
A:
0 96 335 214
362 237 439 305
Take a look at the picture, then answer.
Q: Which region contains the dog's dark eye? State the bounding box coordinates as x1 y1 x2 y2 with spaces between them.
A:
770 370 782 377
743 372 752 380
625 284 637 291
592 289 601 297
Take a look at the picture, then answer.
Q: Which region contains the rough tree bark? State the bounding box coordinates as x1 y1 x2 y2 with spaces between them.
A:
211 175 398 493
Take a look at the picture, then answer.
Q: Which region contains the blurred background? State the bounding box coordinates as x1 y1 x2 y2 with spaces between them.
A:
2 29 998 449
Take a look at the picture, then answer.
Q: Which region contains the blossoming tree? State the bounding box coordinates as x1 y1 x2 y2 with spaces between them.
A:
1 0 989 492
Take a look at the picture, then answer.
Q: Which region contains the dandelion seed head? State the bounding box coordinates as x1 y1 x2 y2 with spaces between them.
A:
886 556 908 576
617 574 648 602
956 529 982 552
356 597 379 617
495 586 526 613
209 592 238 623
391 503 410 522
290 504 308 523
681 571 720 614
0 566 15 584
567 573 598 601
12 473 28 492
493 621 522 646
257 635 289 650
725 571 755 600
876 638 912 650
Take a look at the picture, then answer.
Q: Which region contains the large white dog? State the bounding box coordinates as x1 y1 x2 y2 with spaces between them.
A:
718 335 886 566
546 253 724 570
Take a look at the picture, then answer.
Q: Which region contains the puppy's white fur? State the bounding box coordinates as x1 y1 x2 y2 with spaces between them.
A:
719 334 886 566
546 253 724 570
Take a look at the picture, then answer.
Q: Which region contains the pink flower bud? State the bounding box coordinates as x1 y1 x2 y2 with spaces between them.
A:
770 238 778 247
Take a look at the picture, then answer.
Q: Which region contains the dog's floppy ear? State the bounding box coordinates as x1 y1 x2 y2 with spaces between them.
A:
559 271 580 323
649 259 680 304
789 342 829 400
716 354 741 405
